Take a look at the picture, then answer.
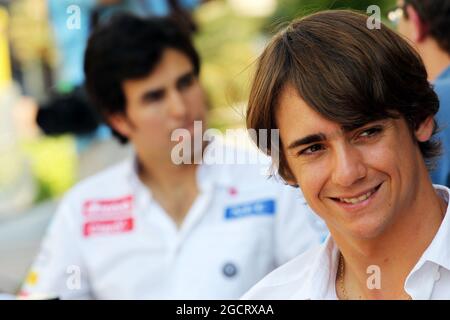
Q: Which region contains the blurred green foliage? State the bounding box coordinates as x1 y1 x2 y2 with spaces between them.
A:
266 0 396 32
21 136 77 203
194 1 265 129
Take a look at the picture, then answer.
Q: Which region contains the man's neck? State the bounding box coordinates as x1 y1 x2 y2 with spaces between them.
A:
418 39 450 81
333 180 446 299
137 153 200 227
138 158 198 194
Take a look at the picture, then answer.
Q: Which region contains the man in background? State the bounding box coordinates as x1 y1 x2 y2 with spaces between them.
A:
20 14 325 299
391 0 450 185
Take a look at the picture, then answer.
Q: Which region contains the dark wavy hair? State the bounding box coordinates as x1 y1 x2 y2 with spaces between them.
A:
84 13 200 143
246 10 440 183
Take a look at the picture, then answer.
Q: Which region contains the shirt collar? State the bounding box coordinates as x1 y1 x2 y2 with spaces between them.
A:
403 185 450 299
196 135 233 189
125 136 234 197
291 235 339 299
412 185 450 272
296 184 450 300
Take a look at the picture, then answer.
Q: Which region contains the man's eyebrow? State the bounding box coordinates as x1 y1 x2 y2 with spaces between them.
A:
287 133 327 149
341 123 366 133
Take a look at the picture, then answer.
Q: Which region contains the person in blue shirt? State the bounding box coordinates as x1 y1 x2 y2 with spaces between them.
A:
390 0 450 185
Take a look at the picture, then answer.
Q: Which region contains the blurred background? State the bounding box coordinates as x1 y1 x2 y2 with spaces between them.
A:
0 0 395 294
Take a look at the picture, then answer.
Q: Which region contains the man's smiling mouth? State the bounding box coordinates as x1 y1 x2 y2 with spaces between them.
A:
331 183 382 205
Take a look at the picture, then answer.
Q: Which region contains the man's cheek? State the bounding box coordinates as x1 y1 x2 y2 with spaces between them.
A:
298 177 318 199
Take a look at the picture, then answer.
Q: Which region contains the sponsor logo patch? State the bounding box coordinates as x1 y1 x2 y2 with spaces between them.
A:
82 195 134 237
25 271 39 286
225 199 276 219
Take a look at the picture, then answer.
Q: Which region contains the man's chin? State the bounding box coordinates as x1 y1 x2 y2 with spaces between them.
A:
343 221 388 241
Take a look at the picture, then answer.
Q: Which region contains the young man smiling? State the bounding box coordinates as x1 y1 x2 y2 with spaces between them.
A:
243 10 450 300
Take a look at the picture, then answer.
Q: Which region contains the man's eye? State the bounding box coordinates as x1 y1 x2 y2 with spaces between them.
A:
177 74 195 90
358 127 382 139
298 144 325 156
143 91 164 103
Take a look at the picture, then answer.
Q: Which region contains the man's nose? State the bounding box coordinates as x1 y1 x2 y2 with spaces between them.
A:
331 144 367 187
168 90 187 119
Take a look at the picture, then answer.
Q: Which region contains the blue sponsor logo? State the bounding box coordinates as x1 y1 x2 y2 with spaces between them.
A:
225 199 276 219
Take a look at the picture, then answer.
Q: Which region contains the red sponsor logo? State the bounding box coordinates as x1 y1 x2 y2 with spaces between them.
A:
83 195 133 219
228 187 238 196
83 218 134 237
82 195 134 237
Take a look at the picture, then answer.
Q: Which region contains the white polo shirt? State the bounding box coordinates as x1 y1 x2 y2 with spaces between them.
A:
21 140 326 299
242 185 450 300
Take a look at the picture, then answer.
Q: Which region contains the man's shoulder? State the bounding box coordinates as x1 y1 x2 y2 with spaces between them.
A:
241 243 324 300
215 143 284 186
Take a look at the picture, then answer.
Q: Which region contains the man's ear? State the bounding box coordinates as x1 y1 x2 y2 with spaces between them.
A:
406 5 428 42
415 116 435 142
107 112 132 139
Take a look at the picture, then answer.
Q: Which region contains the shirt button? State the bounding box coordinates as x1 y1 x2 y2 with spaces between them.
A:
222 262 238 278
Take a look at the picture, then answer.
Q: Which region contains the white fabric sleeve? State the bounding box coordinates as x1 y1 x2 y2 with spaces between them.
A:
20 199 92 299
274 185 328 266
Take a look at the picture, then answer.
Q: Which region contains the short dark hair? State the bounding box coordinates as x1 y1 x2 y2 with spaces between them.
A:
84 13 200 143
405 0 450 55
246 10 440 183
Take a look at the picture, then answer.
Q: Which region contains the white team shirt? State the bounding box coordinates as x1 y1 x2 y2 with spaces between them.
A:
21 140 326 299
242 185 450 300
